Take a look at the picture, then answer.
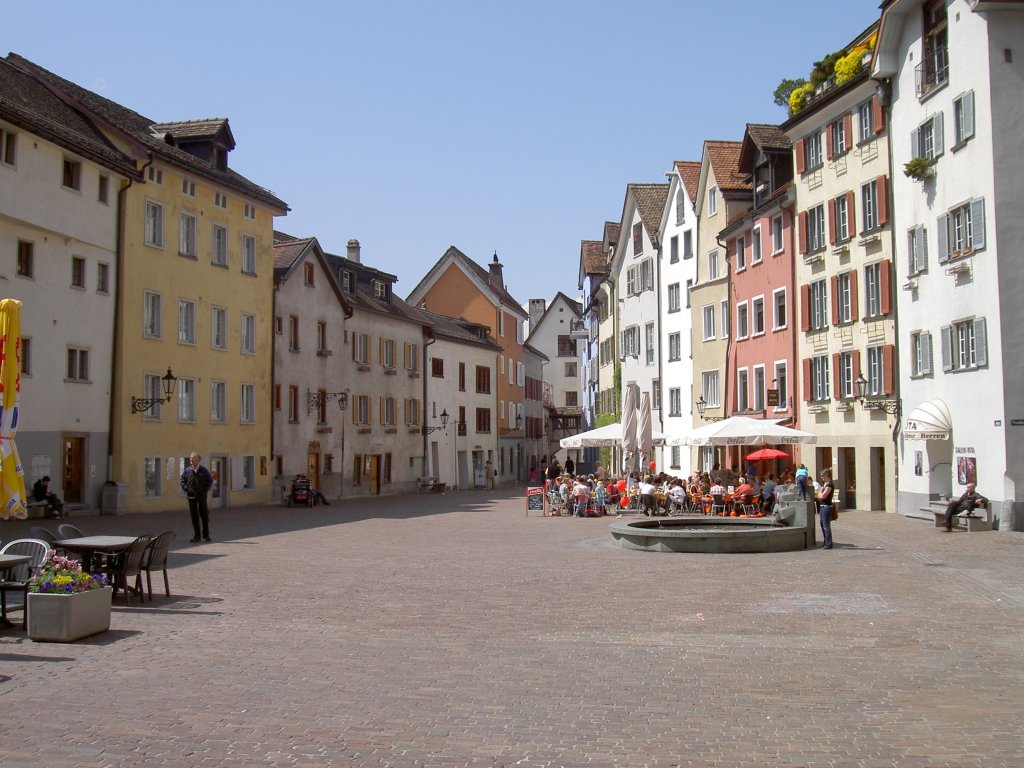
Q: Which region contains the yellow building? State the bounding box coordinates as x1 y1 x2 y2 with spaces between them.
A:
12 55 288 512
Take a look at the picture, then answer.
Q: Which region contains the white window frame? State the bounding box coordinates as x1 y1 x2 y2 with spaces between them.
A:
772 288 787 331
142 373 164 421
701 370 720 408
911 330 933 377
908 225 928 275
707 185 718 216
144 199 163 248
211 306 227 350
211 380 227 423
735 235 746 272
751 295 765 337
177 377 196 423
772 215 784 254
736 367 749 412
241 313 256 355
701 305 716 341
837 273 852 324
810 279 828 331
668 332 681 362
143 291 162 338
178 299 196 345
753 364 766 412
773 360 788 411
143 456 163 498
858 100 874 142
808 204 826 252
838 351 854 399
212 224 228 266
707 249 720 280
668 283 681 313
669 387 682 417
720 299 729 338
953 90 975 146
241 235 256 274
866 346 884 396
862 180 878 232
240 383 256 424
751 225 762 264
645 322 655 365
736 301 749 340
835 195 849 242
812 355 830 401
805 131 823 169
865 262 882 318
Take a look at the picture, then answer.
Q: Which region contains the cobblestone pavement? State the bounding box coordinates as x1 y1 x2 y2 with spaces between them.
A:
2 493 1023 767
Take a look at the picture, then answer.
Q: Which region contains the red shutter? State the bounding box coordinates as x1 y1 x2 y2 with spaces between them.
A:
872 94 885 135
877 175 890 226
803 358 813 402
798 210 808 254
832 353 841 398
828 199 837 245
830 275 840 326
849 271 860 322
880 258 893 315
843 113 853 146
846 191 856 238
852 349 862 387
826 124 834 160
795 138 806 174
882 344 895 395
800 284 811 332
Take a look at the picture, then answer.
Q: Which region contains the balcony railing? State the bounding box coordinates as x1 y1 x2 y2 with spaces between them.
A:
915 49 948 98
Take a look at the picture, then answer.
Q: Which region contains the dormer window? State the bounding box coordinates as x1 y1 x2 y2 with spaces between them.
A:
341 270 355 293
215 147 228 171
373 281 388 301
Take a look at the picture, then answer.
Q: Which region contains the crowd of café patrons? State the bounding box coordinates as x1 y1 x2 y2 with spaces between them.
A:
536 457 792 518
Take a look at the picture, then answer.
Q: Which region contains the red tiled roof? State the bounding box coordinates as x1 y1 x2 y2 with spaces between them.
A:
580 240 605 275
603 221 620 249
630 183 670 247
705 140 750 193
675 160 701 203
273 237 314 271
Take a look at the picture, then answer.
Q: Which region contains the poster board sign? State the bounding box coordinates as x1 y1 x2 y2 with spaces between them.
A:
526 486 545 516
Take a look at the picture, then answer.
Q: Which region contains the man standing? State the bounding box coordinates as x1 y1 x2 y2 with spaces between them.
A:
942 483 988 532
180 452 213 543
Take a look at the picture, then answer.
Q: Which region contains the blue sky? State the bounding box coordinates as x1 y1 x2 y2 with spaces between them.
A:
6 1 882 305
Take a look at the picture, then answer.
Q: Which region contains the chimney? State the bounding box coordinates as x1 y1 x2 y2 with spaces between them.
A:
529 299 546 330
488 251 504 292
347 239 361 263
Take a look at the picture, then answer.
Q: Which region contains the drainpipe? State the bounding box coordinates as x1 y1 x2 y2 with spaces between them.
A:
421 329 435 478
107 151 152 481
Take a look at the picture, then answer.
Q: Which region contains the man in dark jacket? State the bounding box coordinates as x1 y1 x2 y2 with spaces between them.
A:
943 483 988 531
32 475 63 519
180 452 213 543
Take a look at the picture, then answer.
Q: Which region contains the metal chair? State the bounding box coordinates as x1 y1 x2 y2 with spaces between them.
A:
0 538 50 628
739 494 759 515
140 531 176 599
108 535 153 603
58 523 86 539
28 527 58 547
710 494 728 516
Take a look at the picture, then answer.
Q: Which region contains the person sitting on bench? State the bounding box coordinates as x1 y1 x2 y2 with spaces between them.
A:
942 483 987 531
32 475 63 519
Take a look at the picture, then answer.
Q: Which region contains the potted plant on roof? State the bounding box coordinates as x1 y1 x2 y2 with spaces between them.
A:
26 551 111 642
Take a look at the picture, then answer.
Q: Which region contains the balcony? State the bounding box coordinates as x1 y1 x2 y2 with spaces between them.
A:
568 319 588 340
915 51 948 99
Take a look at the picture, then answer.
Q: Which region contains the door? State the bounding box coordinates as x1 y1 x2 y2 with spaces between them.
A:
62 436 84 503
209 456 227 508
368 455 381 494
308 452 321 490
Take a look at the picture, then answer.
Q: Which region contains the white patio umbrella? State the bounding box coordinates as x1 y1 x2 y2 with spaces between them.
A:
638 392 653 471
669 415 816 447
559 422 667 449
621 385 638 471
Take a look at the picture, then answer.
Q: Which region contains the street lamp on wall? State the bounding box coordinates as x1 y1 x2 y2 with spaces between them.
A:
695 395 723 422
423 409 449 435
498 414 523 435
854 373 900 415
306 390 349 416
131 367 177 414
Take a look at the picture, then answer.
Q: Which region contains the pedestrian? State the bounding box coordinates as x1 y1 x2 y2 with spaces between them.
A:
942 482 988 531
32 475 63 519
795 463 809 501
485 459 495 490
180 452 213 543
564 456 575 476
817 469 836 549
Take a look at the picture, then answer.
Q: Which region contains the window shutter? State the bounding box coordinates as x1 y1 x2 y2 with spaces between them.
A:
800 284 811 332
802 358 813 402
971 197 986 251
846 191 856 238
850 271 860 322
882 344 895 395
843 113 853 145
920 226 929 272
852 349 862 386
962 91 975 140
798 210 808 254
880 259 893 316
937 214 950 264
908 230 918 276
872 94 884 134
230 458 243 491
940 325 953 371
877 175 890 226
830 275 840 326
933 112 945 157
832 353 841 397
911 128 921 160
922 331 933 375
828 199 837 245
795 138 806 174
974 318 988 367
826 124 834 160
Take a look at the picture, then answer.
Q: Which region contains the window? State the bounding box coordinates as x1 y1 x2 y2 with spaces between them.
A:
668 332 681 362
16 240 33 278
938 199 985 261
735 235 746 271
774 361 788 410
497 311 505 337
752 296 765 336
288 315 300 351
941 318 987 372
66 348 89 381
908 225 928 275
241 456 256 490
721 300 730 338
954 91 975 146
211 381 226 423
806 204 826 252
381 338 395 369
707 186 718 216
621 325 640 357
736 302 749 340
565 391 578 407
210 307 227 349
866 346 885 395
317 321 327 354
20 337 30 376
834 194 850 242
753 366 766 412
354 395 370 425
736 368 749 412
212 225 227 266
702 305 716 341
911 330 934 377
858 99 874 142
381 396 396 427
404 342 419 371
98 174 109 204
181 177 196 197
144 291 162 338
475 408 491 434
913 113 944 160
431 357 443 377
701 371 720 407
0 128 16 166
241 314 256 354
669 387 681 416
244 202 256 220
919 0 949 97
178 300 196 344
144 200 163 247
214 191 228 209
564 361 577 377
772 215 784 254
62 157 81 190
683 230 693 260
341 271 354 293
812 355 830 401
751 226 762 264
147 166 163 184
645 322 655 365
708 249 720 280
632 222 643 255
640 258 653 291
177 377 196 422
405 398 421 427
865 263 882 317
830 117 848 157
97 262 109 294
676 190 686 225
773 288 787 331
671 446 681 469
804 131 823 170
178 213 197 257
71 256 86 288
810 279 828 331
242 235 256 274
862 180 879 231
374 281 388 301
557 334 577 357
303 262 315 286
143 457 162 497
142 374 163 420
667 283 681 312
670 235 679 263
837 352 854 399
475 365 491 394
836 273 852 324
240 383 255 424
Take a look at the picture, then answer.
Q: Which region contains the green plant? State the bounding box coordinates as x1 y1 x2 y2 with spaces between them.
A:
903 155 936 180
29 552 109 594
833 50 864 85
789 83 815 115
810 50 847 87
774 77 807 109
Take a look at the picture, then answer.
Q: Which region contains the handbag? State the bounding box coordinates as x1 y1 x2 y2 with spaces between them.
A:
829 507 839 521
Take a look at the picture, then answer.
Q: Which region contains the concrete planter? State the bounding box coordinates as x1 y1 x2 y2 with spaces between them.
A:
27 587 112 642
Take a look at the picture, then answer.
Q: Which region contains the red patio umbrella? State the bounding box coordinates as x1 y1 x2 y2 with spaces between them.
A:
745 448 791 462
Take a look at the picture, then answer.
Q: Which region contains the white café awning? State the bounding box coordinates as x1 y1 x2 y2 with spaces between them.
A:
902 398 952 440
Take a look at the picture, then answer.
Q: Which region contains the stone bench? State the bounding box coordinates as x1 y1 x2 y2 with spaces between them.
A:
417 477 445 493
933 504 992 531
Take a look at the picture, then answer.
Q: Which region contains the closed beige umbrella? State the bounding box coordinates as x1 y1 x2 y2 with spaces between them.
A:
621 385 637 473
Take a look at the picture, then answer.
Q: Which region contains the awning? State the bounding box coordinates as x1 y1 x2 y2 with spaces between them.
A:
902 398 952 440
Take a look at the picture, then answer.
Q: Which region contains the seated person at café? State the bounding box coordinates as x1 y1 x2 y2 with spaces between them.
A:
668 480 687 512
760 474 778 514
639 475 658 516
32 475 63 519
571 477 590 517
709 478 725 498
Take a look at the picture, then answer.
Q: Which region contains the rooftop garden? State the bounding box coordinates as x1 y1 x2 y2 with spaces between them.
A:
775 32 876 117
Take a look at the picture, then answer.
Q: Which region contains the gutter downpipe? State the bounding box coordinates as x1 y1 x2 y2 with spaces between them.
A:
422 329 436 479
107 151 152 481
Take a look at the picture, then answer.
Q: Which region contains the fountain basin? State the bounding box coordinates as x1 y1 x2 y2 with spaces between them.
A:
609 514 810 553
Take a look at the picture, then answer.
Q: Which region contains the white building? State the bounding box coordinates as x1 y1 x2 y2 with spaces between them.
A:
577 239 606 470
872 0 1024 529
657 161 700 478
0 58 136 509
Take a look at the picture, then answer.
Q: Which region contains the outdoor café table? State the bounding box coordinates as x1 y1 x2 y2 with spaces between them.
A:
0 553 33 628
52 536 138 573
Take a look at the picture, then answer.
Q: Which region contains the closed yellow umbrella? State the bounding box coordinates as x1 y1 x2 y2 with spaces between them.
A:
0 299 26 520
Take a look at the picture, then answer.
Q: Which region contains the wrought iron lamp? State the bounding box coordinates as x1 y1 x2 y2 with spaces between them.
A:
695 395 723 422
307 390 349 417
854 374 900 415
131 367 177 414
423 409 449 435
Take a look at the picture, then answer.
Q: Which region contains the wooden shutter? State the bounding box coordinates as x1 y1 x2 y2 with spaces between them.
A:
802 358 813 402
798 210 808 254
828 198 837 245
846 191 856 238
882 344 895 395
880 259 893 315
877 175 890 227
940 325 953 371
911 128 921 159
922 331 933 375
934 112 945 156
800 284 811 332
832 353 841 398
850 271 860 322
830 275 840 326
971 198 986 251
974 318 988 367
937 214 950 264
852 349 862 386
872 94 884 134
843 113 853 147
907 229 918 276
962 91 975 141
795 138 806 174
826 123 834 160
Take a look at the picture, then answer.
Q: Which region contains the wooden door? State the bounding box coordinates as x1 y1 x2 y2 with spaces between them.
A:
308 452 321 489
62 436 84 503
368 455 381 495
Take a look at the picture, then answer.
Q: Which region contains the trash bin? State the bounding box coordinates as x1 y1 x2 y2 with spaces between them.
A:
101 481 127 516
